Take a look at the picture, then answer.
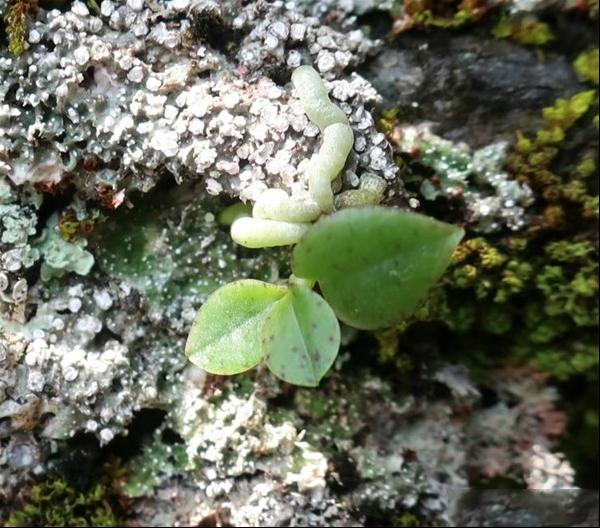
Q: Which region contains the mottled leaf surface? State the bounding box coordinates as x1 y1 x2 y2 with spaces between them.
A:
292 207 464 330
263 284 340 387
185 279 286 374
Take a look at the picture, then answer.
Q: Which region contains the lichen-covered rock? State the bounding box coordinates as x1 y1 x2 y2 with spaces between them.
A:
0 1 398 509
386 124 534 232
0 0 398 205
0 0 597 525
0 182 42 324
120 362 574 526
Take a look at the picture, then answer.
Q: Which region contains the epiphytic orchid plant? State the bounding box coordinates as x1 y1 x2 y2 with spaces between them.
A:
185 66 464 386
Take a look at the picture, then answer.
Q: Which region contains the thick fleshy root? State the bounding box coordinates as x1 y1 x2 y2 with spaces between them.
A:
231 65 363 248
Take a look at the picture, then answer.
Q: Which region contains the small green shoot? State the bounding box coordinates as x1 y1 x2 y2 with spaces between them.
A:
185 206 464 386
186 65 464 387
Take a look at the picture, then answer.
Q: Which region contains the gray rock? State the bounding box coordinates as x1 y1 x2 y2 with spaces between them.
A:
364 34 585 146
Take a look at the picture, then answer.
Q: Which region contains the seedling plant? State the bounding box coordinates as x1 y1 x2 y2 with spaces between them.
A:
185 66 464 386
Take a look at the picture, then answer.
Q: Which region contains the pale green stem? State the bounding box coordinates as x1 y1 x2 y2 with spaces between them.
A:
305 122 354 213
288 274 316 289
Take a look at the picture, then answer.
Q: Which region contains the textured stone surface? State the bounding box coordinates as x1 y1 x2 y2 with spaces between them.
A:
0 0 398 203
364 34 586 146
0 0 597 525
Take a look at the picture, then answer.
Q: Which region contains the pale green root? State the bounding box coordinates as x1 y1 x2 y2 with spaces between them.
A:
291 65 348 131
358 172 387 196
334 173 387 209
305 123 354 213
335 189 382 209
252 189 321 223
231 216 310 248
230 66 361 248
217 202 253 225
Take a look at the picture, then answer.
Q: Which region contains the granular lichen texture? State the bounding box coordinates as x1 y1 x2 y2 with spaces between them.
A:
0 0 598 526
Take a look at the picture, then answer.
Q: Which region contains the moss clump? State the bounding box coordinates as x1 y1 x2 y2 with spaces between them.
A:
390 0 488 36
439 235 598 379
375 327 414 372
507 91 598 229
380 87 598 381
574 49 599 85
4 0 38 56
58 210 97 242
492 15 554 46
434 93 598 379
5 477 124 527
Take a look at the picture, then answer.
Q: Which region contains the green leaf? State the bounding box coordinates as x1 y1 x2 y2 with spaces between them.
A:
185 279 287 374
292 207 464 330
263 284 340 387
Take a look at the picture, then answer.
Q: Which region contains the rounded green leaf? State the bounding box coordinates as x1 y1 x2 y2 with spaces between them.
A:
263 284 340 387
185 279 287 374
292 207 465 330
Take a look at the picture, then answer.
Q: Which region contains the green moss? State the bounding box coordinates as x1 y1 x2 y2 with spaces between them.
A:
508 91 598 229
480 305 512 335
57 210 98 242
431 229 598 379
5 478 123 527
380 87 598 381
492 15 554 46
574 49 599 85
540 91 596 132
445 94 597 378
411 7 478 29
545 241 594 263
390 0 487 36
4 0 38 56
576 158 596 178
375 327 414 372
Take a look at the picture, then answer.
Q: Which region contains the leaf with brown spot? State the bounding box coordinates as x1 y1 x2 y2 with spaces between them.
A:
263 284 340 387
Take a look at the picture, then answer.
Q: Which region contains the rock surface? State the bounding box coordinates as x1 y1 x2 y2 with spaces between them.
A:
0 0 597 526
